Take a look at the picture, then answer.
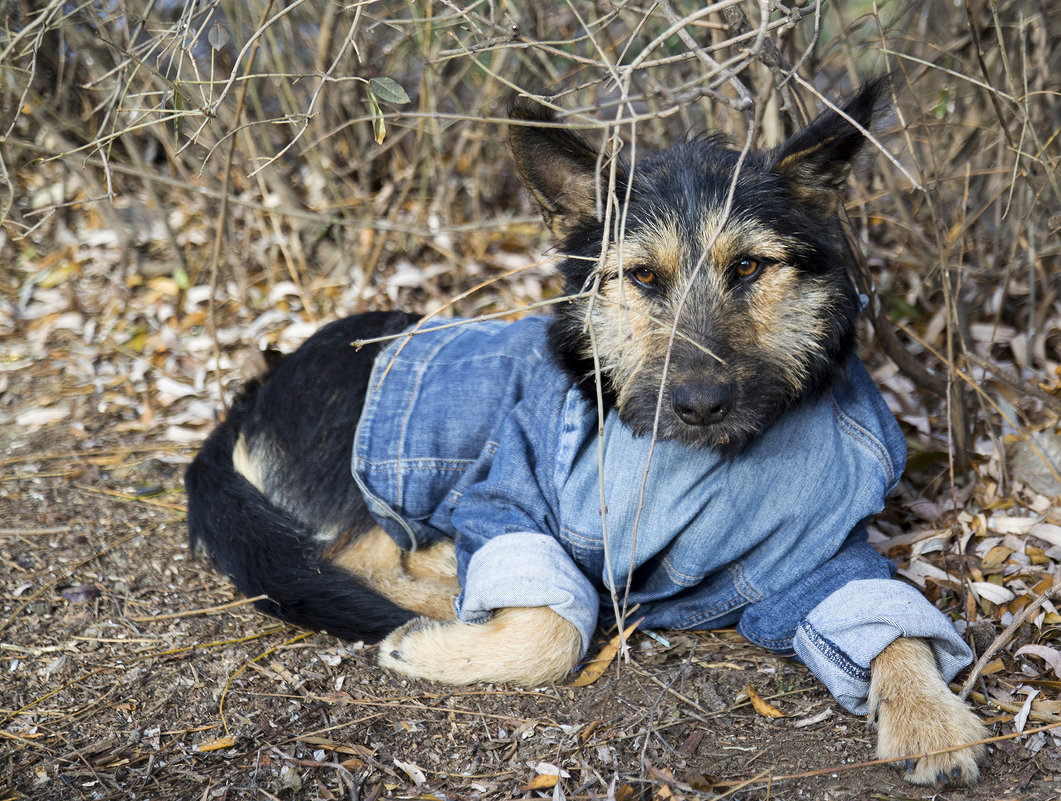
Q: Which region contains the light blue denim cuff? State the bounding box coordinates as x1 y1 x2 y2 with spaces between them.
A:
455 532 599 655
794 579 973 715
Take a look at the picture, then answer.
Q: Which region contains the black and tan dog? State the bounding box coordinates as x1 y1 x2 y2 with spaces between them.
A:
186 80 987 785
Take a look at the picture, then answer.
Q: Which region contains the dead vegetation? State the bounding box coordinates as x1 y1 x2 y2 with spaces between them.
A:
2 0 1060 798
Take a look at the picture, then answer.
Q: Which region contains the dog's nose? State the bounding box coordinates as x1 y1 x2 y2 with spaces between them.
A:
672 383 733 427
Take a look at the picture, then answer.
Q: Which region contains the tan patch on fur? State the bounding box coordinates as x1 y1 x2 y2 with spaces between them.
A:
378 606 582 686
333 528 459 620
747 269 835 392
870 637 987 786
403 539 459 580
623 217 684 285
232 433 265 493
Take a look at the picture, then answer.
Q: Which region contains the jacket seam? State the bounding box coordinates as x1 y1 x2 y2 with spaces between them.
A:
832 398 894 485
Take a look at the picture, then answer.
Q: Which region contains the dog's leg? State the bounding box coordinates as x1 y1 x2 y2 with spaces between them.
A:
869 636 987 785
403 539 459 581
378 607 582 686
332 529 460 621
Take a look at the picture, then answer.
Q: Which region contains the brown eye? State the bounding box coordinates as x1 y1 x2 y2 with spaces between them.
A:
735 257 762 280
631 267 657 286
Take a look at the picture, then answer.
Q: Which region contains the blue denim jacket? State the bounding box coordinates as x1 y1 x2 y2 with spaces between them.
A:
352 317 971 713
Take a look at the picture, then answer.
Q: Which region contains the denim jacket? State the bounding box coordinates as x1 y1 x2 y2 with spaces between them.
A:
352 317 971 713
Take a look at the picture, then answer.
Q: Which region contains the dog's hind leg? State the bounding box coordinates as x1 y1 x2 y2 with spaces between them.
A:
402 539 459 581
869 636 987 785
378 607 582 686
331 529 460 621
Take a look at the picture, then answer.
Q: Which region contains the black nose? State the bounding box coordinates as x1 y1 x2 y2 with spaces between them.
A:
671 383 733 427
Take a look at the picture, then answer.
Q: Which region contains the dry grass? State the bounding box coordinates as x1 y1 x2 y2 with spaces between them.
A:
2 1 1061 798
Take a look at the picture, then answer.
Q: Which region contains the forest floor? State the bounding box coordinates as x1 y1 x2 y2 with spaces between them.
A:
3 244 1061 801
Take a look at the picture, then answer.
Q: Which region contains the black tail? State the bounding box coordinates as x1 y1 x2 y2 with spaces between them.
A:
185 312 420 642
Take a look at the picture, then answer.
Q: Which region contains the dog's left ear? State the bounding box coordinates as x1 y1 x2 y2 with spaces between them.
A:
770 77 890 215
508 96 625 241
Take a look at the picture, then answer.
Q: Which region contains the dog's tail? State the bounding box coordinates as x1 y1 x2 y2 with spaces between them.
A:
185 378 415 643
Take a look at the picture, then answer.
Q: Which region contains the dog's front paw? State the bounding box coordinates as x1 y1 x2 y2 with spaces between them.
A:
869 637 987 785
378 607 581 686
378 616 470 683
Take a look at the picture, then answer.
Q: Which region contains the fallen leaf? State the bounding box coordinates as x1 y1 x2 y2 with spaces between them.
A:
988 514 1045 535
393 758 425 786
969 581 1016 604
525 774 558 790
793 707 833 728
981 545 1013 568
198 735 236 751
1015 644 1061 679
1029 523 1061 548
528 761 570 778
61 584 100 603
1015 688 1039 733
569 618 644 687
746 684 786 718
16 405 71 429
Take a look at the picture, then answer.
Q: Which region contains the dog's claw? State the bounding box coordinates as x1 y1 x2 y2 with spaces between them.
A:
390 650 401 660
905 759 916 774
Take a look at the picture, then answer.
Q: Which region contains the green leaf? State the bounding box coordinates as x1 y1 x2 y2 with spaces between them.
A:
932 87 950 120
369 77 410 105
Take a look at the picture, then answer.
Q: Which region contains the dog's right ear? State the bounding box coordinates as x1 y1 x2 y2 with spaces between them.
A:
508 97 621 241
769 77 890 216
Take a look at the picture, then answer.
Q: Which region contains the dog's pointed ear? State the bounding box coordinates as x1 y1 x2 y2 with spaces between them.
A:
770 77 890 215
508 96 623 240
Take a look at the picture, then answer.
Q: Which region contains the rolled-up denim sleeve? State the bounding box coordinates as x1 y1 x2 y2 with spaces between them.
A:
793 579 973 715
450 376 598 653
455 532 599 652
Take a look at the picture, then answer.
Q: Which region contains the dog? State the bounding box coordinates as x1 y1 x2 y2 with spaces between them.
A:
186 79 987 786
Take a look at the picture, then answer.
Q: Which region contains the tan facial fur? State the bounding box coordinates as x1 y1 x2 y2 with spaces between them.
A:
576 208 838 425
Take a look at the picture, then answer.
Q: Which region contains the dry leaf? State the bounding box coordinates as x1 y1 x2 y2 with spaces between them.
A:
569 618 643 687
1015 644 1061 679
981 657 1006 676
746 684 785 718
525 774 558 790
393 758 426 785
1015 688 1040 733
969 581 1016 605
528 761 569 778
981 545 1013 568
198 735 236 752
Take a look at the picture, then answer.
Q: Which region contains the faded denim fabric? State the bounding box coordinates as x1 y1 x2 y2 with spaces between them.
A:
351 316 971 712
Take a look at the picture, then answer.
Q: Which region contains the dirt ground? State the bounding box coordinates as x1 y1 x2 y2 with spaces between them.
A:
3 326 1060 801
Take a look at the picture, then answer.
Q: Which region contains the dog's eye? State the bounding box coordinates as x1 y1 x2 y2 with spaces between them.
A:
630 267 658 287
734 257 763 281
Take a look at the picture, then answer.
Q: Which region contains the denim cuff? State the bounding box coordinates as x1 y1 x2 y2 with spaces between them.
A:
455 532 599 654
794 578 973 715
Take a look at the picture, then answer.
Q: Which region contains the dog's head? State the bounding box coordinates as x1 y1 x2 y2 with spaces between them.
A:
508 79 888 449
